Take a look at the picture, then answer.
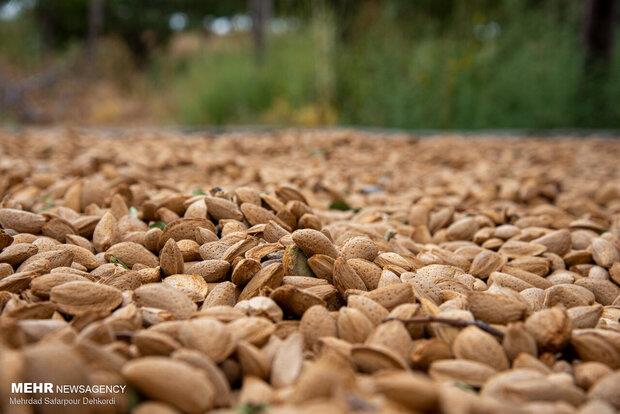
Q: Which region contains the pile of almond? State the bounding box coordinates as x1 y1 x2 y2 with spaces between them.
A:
0 129 619 414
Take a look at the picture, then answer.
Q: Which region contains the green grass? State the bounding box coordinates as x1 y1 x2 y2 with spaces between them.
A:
169 33 321 125
167 2 620 128
335 6 613 129
0 14 44 70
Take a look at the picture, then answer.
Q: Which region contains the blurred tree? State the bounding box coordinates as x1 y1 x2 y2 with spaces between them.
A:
249 0 272 65
29 0 247 63
578 0 616 126
87 0 104 58
583 0 615 68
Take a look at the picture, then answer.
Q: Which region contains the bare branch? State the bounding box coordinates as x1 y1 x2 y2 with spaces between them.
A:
384 316 505 338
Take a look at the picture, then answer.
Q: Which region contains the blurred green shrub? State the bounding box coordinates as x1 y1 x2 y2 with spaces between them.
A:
169 32 334 126
0 13 43 70
1 0 618 128
167 1 620 128
335 2 619 128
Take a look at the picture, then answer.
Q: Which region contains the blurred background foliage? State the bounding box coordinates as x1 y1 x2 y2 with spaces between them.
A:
0 0 618 128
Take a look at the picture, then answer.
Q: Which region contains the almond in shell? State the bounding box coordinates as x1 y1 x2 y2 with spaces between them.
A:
574 361 612 390
351 344 409 373
299 304 337 349
104 242 159 268
347 258 382 290
163 274 209 302
122 357 215 413
306 254 335 283
469 250 505 279
452 326 509 370
31 272 91 298
282 245 314 277
238 262 284 301
341 236 378 261
231 258 261 287
332 257 367 295
467 291 527 324
171 348 232 408
204 196 243 221
366 320 413 359
270 285 325 318
499 240 547 258
132 330 181 356
236 340 271 379
373 371 439 412
134 283 197 319
575 278 620 305
93 211 120 253
179 317 235 363
570 329 620 368
587 370 620 408
525 306 572 351
228 316 275 346
364 283 415 311
291 229 339 258
337 307 374 343
271 332 304 388
543 284 595 308
591 237 620 268
241 203 285 228
0 208 46 234
0 243 38 267
429 359 497 387
347 294 389 326
184 259 230 283
50 280 122 316
160 238 184 276
202 281 237 308
531 229 572 256
502 322 538 360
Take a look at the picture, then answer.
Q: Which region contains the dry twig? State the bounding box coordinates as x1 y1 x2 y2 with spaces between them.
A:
384 316 505 338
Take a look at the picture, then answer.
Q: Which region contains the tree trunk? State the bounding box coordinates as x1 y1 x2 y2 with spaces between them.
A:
87 0 105 59
583 0 615 69
248 0 272 65
578 0 616 126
